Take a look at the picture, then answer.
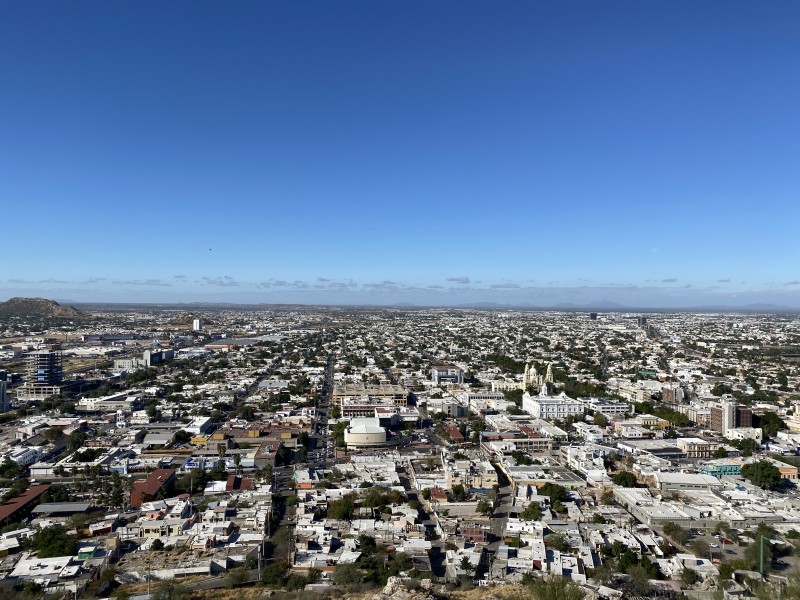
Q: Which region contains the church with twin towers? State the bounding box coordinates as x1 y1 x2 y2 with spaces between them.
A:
520 362 554 392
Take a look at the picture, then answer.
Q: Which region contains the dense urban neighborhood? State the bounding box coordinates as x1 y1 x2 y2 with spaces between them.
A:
0 298 799 599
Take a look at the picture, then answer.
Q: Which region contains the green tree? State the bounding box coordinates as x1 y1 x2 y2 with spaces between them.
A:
511 450 533 465
476 498 493 516
260 561 289 587
239 406 256 421
745 538 773 572
540 482 569 512
450 483 467 502
0 458 23 480
173 430 191 444
625 565 653 596
714 446 729 459
332 562 361 586
662 521 690 545
545 533 571 553
738 437 758 457
332 421 347 448
520 502 542 521
754 412 786 439
67 430 86 452
611 471 637 487
43 427 64 443
691 539 710 558
593 413 609 427
681 567 698 585
741 461 783 490
29 525 77 558
711 383 733 396
327 493 357 520
226 567 250 588
460 555 474 575
175 468 207 495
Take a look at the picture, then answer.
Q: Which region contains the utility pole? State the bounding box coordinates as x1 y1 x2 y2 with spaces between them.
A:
761 535 768 580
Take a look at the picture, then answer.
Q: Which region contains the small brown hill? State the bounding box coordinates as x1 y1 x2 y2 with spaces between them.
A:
0 297 88 319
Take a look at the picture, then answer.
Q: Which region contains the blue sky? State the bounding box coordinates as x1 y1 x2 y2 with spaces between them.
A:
1 2 799 307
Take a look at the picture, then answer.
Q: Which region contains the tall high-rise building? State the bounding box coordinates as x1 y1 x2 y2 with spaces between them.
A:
18 348 63 400
0 370 9 413
193 319 202 331
710 399 751 434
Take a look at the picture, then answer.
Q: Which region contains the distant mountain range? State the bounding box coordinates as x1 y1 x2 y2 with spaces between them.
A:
453 300 795 312
0 297 89 318
34 297 798 313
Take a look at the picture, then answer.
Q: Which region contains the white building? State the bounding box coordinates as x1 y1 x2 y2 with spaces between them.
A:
8 446 44 467
182 416 212 436
430 365 464 385
583 397 629 418
344 417 387 448
522 385 583 421
725 427 763 443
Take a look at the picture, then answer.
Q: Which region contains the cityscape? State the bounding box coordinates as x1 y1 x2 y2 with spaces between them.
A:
0 300 798 599
2 2 799 600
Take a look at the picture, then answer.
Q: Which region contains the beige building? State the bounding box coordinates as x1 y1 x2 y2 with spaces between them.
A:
676 437 720 459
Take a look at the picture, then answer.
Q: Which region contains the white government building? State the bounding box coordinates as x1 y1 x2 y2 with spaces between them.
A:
522 385 584 420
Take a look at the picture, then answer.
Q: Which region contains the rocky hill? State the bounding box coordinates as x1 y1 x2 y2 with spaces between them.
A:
0 297 88 319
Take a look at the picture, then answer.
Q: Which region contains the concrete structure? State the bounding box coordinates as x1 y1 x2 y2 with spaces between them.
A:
182 416 213 436
430 365 464 385
710 399 752 434
7 446 44 467
653 472 721 492
699 460 743 478
193 319 202 331
521 363 543 390
522 386 583 421
676 437 720 459
724 427 763 443
343 417 387 448
0 379 8 413
332 383 408 406
662 384 685 405
143 348 175 367
18 349 62 400
340 396 399 418
583 397 629 418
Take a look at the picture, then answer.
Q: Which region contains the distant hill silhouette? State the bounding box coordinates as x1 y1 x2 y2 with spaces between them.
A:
0 297 89 319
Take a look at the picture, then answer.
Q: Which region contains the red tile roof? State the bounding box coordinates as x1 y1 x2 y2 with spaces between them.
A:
0 484 50 523
131 468 176 508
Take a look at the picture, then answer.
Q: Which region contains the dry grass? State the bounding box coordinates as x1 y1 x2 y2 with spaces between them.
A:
451 584 527 600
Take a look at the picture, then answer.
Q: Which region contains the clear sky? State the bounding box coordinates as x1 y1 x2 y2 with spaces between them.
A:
2 1 799 307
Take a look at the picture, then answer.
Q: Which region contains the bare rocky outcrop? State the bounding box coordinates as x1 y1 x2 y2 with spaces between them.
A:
0 297 87 319
366 577 440 600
